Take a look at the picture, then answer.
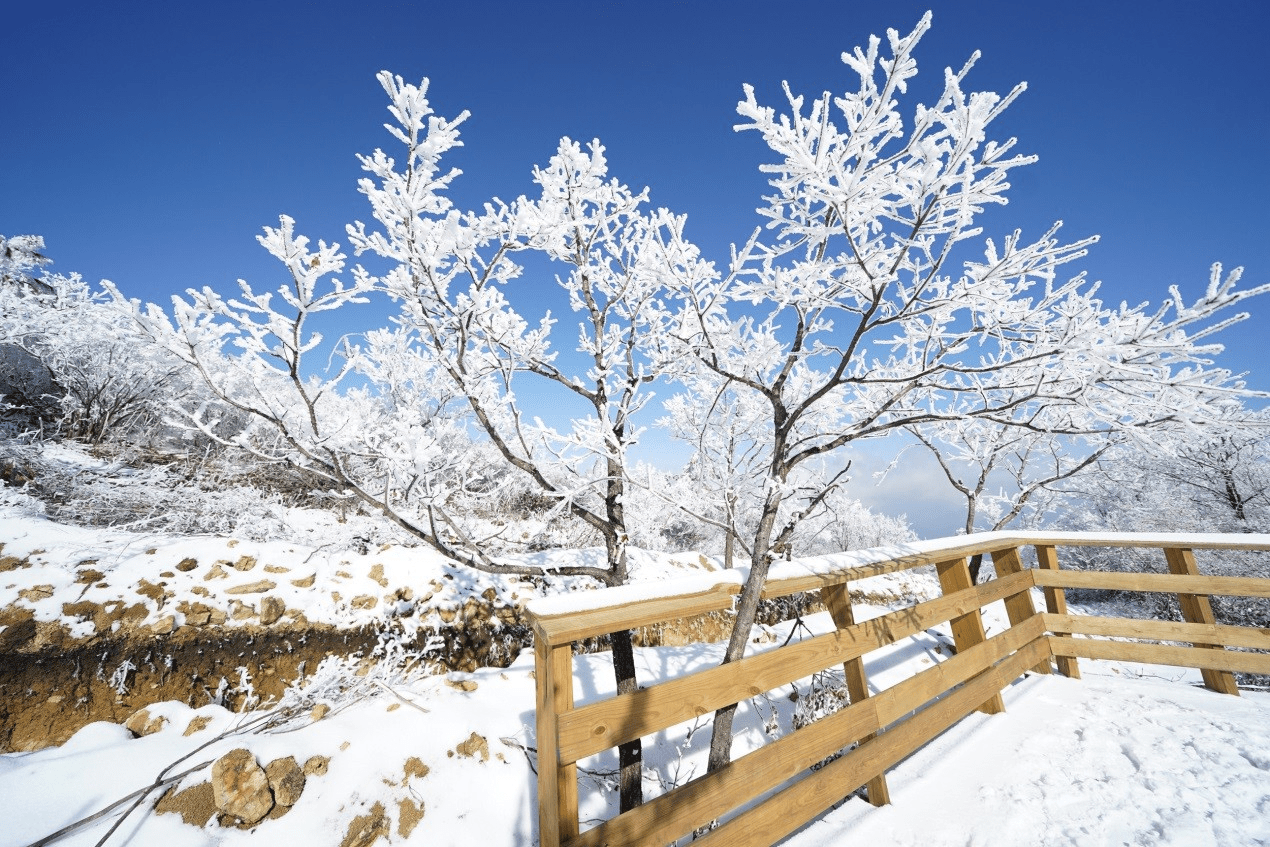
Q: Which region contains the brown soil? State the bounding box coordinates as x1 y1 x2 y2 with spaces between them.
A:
0 591 823 753
0 617 534 753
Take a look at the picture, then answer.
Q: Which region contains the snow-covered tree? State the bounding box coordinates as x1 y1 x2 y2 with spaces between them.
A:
667 14 1270 771
901 416 1111 581
126 73 713 810
1 235 189 445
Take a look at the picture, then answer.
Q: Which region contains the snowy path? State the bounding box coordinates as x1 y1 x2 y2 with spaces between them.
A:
783 670 1270 847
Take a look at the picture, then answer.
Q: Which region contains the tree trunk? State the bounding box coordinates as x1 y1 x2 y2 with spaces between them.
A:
706 491 781 772
610 628 643 811
967 552 984 584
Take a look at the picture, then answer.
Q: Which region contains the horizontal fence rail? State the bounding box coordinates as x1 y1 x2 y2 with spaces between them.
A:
526 532 1270 847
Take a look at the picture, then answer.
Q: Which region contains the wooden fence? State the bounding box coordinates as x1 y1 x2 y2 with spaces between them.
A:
525 532 1270 847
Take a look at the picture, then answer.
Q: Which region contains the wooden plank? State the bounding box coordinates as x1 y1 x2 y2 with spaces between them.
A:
566 619 1046 847
991 547 1050 675
935 556 1005 714
532 583 739 646
1164 548 1240 695
821 583 890 807
1029 568 1270 599
693 640 1051 847
536 639 578 847
871 616 1045 727
1043 613 1270 651
530 534 1270 644
1034 545 1080 678
760 533 1270 599
1048 636 1270 676
558 570 1033 763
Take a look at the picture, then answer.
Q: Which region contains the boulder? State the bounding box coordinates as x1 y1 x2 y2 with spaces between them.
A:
211 748 274 825
265 756 306 807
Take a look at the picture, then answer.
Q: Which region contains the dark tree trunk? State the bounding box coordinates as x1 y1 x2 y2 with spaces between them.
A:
968 552 984 584
610 628 643 811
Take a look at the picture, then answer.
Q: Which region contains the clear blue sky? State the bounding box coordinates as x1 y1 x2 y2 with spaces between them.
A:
4 0 1269 532
6 0 1267 371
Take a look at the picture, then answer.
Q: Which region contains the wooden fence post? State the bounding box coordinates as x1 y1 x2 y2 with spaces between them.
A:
990 547 1052 676
934 557 1005 714
535 634 579 847
1163 547 1241 696
1034 544 1080 679
819 583 891 807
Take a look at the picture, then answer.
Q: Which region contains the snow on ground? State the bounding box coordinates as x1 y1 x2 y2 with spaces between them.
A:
4 497 1269 846
0 493 719 642
786 670 1270 847
4 607 1269 846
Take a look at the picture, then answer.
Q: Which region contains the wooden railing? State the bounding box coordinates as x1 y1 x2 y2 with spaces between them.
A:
525 532 1270 847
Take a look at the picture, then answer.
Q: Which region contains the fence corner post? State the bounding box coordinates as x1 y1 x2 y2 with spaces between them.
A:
990 546 1052 676
934 556 1006 714
1034 544 1080 679
820 582 891 806
1163 547 1240 696
534 623 579 847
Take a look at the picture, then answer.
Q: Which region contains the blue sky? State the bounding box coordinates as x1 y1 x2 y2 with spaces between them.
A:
5 0 1269 533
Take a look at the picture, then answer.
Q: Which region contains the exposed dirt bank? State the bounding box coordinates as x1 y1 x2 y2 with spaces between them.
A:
0 593 826 752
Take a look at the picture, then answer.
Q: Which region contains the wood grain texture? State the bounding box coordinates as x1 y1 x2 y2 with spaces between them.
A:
1047 636 1270 676
821 583 890 807
936 556 1006 714
992 547 1050 675
533 583 739 645
1163 547 1240 695
558 571 1033 763
529 533 1270 645
566 618 1046 847
1043 613 1270 650
536 639 578 847
1029 568 1270 599
694 640 1051 847
1035 545 1080 678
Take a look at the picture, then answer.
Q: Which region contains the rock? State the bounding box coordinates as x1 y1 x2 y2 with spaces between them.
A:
264 564 290 573
211 748 274 825
150 615 176 635
226 580 276 595
230 600 255 621
339 801 389 847
455 732 489 762
259 596 285 626
350 595 377 610
444 677 478 692
265 756 306 807
204 563 228 581
303 755 330 776
368 564 388 588
124 709 168 737
184 715 213 736
232 555 257 572
310 704 330 722
175 558 198 572
75 568 104 584
178 601 216 627
124 709 153 736
291 574 315 588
